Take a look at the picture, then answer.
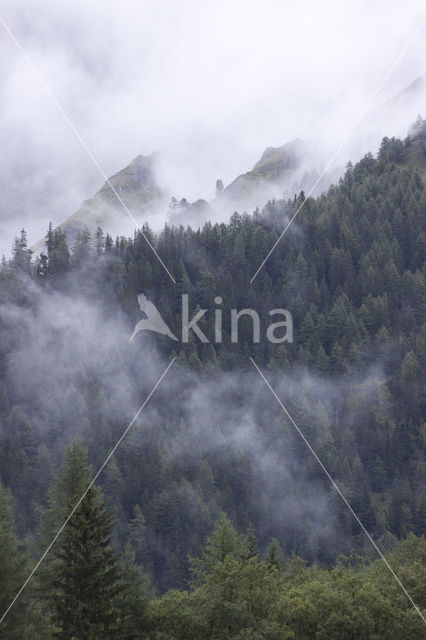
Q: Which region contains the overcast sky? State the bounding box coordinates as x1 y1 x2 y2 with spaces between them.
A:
0 0 425 255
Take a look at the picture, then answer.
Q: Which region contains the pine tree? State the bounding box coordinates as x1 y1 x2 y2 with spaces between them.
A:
94 226 105 257
39 440 91 549
12 229 32 273
128 505 149 568
190 514 241 586
52 486 121 639
50 229 70 275
0 483 46 638
39 441 121 638
115 543 151 640
72 228 92 267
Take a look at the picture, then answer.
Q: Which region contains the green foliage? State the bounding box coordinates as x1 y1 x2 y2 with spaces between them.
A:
52 486 121 639
0 132 424 635
0 484 48 638
148 524 426 639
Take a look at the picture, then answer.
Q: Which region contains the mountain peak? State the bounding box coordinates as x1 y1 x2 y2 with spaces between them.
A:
253 138 304 170
96 153 160 203
213 137 308 211
31 153 165 254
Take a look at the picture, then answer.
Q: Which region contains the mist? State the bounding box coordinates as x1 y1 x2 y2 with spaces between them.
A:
1 0 426 255
0 263 396 562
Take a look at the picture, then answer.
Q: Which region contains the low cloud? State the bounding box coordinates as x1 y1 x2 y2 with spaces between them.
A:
0 0 425 254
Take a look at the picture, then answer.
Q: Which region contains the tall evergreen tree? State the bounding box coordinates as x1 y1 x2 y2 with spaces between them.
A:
52 486 121 639
11 228 32 273
39 441 121 638
0 483 46 639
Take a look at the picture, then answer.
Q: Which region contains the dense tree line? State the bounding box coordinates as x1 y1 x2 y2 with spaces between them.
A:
0 441 425 638
0 132 424 635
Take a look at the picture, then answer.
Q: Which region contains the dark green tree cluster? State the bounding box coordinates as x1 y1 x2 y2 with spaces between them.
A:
0 132 424 598
149 515 426 640
1 479 425 639
0 440 150 638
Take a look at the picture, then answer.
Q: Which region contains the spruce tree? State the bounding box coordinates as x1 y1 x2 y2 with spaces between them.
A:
115 543 151 640
39 441 121 639
11 228 32 273
0 483 46 639
52 486 121 639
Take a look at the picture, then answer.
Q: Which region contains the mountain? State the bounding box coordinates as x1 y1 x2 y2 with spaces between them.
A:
32 140 315 250
31 153 165 254
164 139 321 228
222 138 305 196
381 74 426 114
213 138 314 214
3 131 426 611
31 75 426 252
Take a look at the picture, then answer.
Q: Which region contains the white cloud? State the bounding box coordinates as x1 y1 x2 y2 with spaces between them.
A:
0 0 425 254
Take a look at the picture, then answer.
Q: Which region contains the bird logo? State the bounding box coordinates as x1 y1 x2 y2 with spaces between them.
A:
129 294 179 343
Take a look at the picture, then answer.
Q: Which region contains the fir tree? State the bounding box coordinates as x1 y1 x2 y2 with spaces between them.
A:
52 486 121 639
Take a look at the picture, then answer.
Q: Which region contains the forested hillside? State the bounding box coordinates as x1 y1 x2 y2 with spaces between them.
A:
0 133 425 637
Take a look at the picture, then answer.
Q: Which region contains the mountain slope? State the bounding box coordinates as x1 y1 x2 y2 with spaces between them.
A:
31 75 426 250
220 137 307 201
2 131 425 595
32 153 165 253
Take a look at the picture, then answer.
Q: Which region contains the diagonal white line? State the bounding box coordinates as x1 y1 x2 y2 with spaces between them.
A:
0 356 176 626
0 15 176 284
250 17 426 283
250 357 426 624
